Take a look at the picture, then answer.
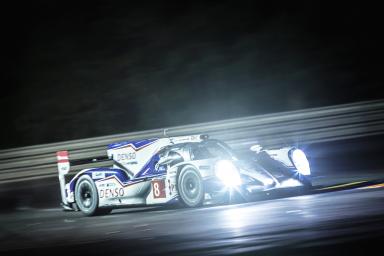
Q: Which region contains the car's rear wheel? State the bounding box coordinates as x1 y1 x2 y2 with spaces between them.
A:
177 166 204 207
75 175 111 216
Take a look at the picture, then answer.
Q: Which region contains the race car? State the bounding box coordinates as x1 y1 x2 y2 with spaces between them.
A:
56 134 311 216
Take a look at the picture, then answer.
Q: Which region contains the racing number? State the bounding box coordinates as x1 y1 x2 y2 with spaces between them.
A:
152 180 166 198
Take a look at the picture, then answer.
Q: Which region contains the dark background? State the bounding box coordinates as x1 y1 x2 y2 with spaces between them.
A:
1 1 383 149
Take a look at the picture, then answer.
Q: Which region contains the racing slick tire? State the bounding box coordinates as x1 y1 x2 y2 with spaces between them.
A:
177 166 204 207
75 175 112 216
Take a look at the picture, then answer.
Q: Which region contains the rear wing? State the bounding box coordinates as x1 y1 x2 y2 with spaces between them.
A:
56 151 70 205
55 150 110 206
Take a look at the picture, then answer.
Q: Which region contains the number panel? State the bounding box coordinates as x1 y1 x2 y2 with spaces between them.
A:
152 180 166 198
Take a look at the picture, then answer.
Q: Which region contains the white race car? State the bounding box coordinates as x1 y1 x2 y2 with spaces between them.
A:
56 135 311 216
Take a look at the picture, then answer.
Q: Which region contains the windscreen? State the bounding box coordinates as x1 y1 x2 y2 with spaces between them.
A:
191 140 235 160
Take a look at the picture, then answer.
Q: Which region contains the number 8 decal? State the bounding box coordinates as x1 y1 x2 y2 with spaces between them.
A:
152 180 166 198
154 182 160 197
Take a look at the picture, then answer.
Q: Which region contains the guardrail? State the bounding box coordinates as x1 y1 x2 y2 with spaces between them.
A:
1 99 383 184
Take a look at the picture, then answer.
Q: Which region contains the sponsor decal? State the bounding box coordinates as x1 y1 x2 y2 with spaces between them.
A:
167 179 175 195
59 165 69 172
92 172 105 179
100 188 124 198
116 152 136 161
152 180 166 198
98 183 115 188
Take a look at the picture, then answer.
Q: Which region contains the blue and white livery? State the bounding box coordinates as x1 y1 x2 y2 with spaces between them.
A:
56 135 312 216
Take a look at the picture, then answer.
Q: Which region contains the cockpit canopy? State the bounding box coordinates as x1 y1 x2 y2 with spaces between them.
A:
158 139 236 167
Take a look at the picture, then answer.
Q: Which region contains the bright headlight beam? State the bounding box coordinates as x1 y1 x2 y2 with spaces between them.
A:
215 160 241 187
281 178 302 187
291 149 311 176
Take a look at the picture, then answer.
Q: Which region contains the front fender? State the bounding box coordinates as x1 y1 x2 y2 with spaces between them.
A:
171 159 216 179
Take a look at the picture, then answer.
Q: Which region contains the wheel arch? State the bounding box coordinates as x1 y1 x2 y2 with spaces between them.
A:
172 160 214 179
69 168 129 196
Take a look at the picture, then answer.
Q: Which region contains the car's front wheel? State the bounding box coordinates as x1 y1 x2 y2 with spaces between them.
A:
177 166 204 207
75 175 111 216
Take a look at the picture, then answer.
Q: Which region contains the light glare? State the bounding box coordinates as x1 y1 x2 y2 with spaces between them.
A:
291 149 311 175
215 160 241 187
281 178 302 187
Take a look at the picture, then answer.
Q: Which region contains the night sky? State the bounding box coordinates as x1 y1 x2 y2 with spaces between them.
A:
1 1 383 149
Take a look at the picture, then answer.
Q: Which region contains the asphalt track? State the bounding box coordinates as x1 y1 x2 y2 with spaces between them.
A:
1 106 383 255
1 177 384 256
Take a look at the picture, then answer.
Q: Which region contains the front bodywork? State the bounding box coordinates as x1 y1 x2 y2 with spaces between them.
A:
251 146 312 189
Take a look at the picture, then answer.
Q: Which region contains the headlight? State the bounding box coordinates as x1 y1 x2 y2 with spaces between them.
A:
263 177 274 186
290 149 311 175
281 178 302 187
215 160 241 187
